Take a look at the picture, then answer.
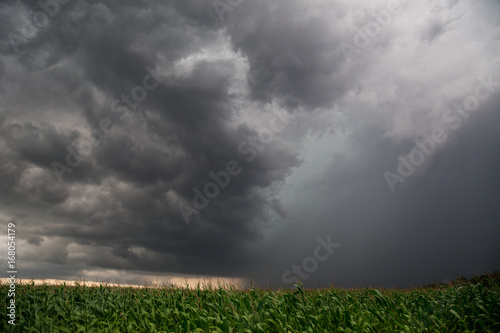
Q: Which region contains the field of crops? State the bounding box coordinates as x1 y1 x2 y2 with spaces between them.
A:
1 273 499 332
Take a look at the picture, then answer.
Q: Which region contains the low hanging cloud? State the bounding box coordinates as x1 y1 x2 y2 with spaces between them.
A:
0 0 498 288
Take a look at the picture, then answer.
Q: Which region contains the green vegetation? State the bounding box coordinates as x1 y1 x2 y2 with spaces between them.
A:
1 272 499 332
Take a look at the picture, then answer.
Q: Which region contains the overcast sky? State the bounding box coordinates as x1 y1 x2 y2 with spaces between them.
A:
0 0 499 289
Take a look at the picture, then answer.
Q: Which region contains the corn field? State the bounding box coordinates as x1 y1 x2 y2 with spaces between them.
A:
1 273 499 332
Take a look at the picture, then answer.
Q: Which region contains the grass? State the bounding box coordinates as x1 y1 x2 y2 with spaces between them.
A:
1 272 499 332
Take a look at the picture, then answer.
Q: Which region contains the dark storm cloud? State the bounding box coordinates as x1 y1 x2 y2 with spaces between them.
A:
0 0 302 279
218 0 500 287
223 0 352 108
0 0 498 288
304 95 500 288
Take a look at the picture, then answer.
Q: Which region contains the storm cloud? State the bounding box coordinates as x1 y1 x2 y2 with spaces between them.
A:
0 0 498 288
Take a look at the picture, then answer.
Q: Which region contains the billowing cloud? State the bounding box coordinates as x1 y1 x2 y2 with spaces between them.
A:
0 0 498 288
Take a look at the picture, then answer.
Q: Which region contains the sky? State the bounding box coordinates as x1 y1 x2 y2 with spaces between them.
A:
0 0 499 289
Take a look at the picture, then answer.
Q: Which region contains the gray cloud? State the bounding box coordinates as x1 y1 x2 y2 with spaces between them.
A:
0 0 498 288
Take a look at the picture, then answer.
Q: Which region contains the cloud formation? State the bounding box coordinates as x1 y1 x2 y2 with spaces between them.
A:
0 0 499 288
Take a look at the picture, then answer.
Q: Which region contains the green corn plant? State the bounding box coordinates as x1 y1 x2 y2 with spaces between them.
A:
1 272 499 332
